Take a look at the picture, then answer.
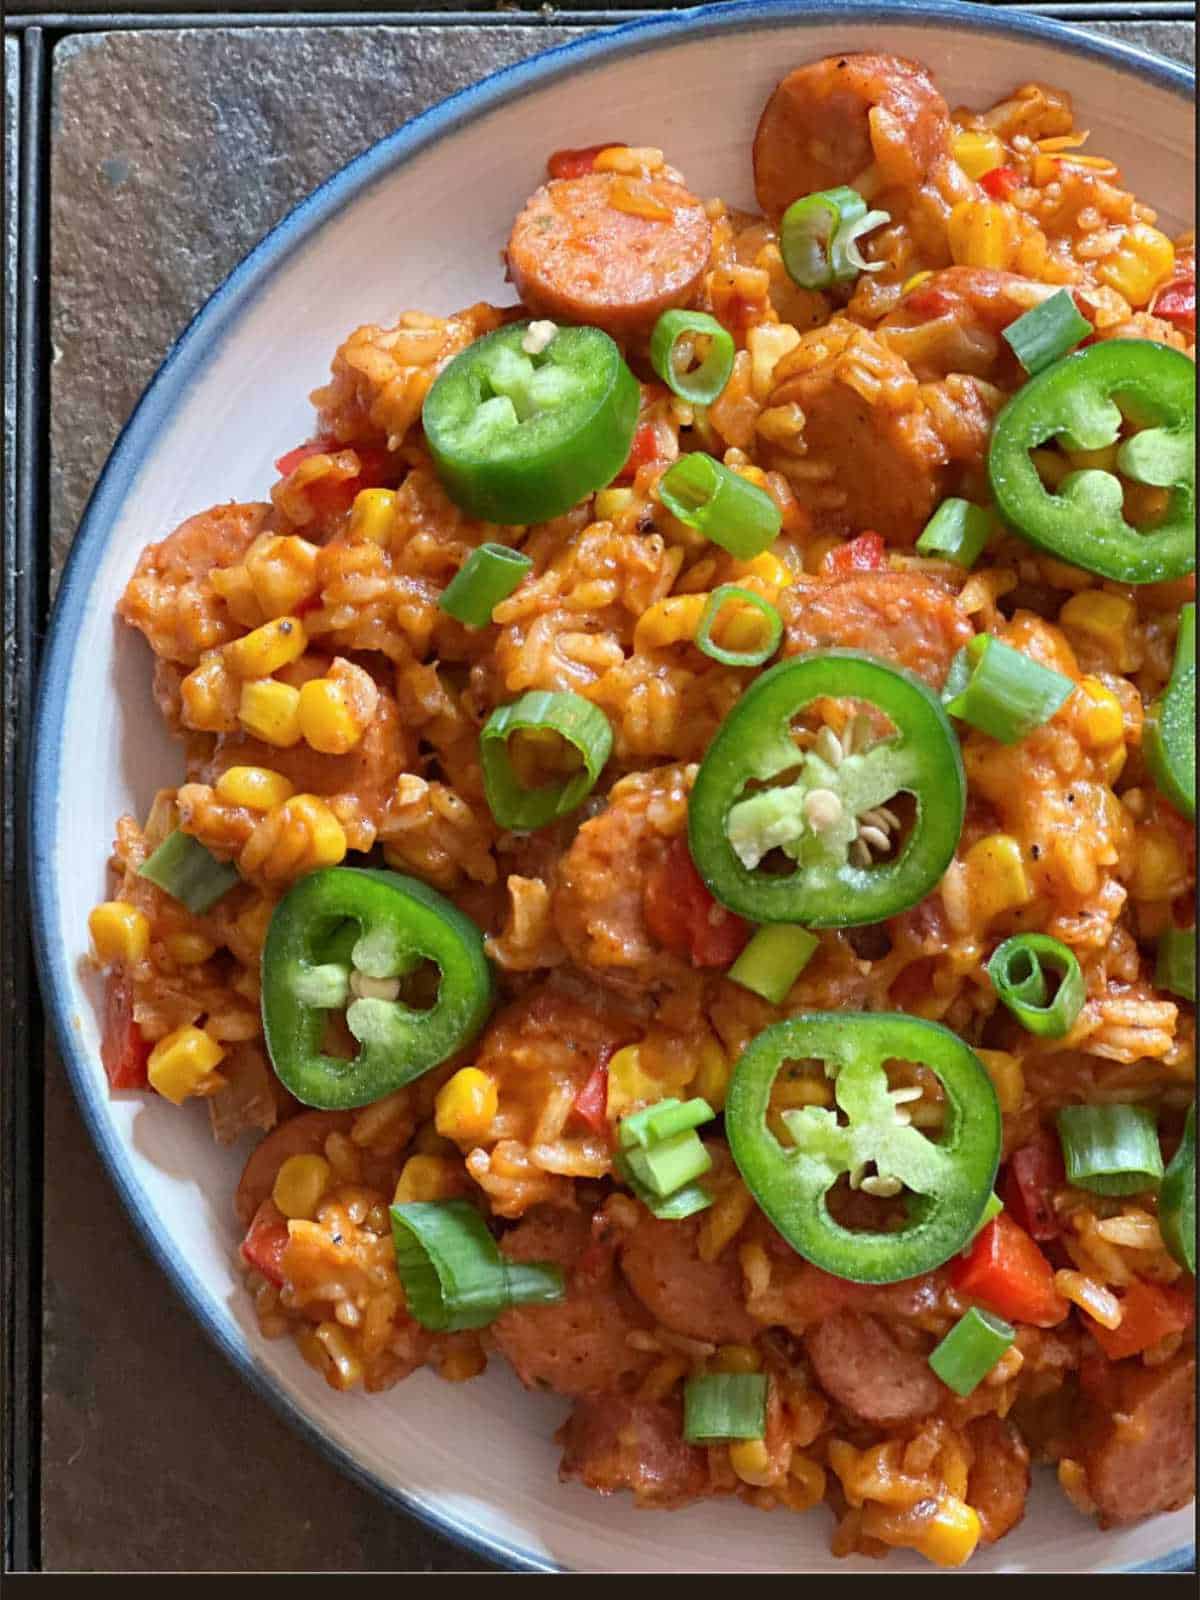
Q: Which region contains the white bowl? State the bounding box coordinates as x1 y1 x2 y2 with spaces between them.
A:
31 0 1195 1573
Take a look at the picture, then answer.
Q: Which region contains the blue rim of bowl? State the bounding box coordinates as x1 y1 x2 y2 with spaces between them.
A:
29 0 1196 1575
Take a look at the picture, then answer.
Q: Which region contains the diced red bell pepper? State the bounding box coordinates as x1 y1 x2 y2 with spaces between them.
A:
100 973 151 1090
1153 275 1196 335
240 1199 291 1287
980 166 1022 200
950 1212 1070 1327
643 836 751 969
547 142 621 181
824 532 887 577
614 421 660 485
274 438 392 519
1002 1129 1066 1242
571 1049 613 1137
1086 1279 1195 1361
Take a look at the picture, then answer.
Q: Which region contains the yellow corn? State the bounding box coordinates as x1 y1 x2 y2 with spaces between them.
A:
147 1024 226 1104
913 1496 982 1568
279 794 346 872
393 1154 459 1204
1098 223 1175 308
224 616 307 679
975 1049 1025 1115
434 1067 499 1145
953 128 1006 180
605 1043 658 1119
347 487 398 546
608 177 673 220
746 321 801 401
272 1153 333 1220
238 678 303 747
209 562 264 629
245 534 321 618
180 653 239 732
739 550 793 590
693 1036 732 1111
1074 676 1125 748
439 1343 487 1382
164 931 217 966
1059 591 1138 671
215 765 296 810
1129 824 1188 902
902 268 934 296
964 834 1034 923
729 1438 777 1488
594 487 635 521
947 199 1016 270
714 1344 761 1375
298 676 363 756
633 594 708 653
88 901 150 966
593 144 664 175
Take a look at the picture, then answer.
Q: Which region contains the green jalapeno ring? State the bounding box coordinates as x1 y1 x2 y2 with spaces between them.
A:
988 340 1195 585
726 1013 1002 1284
1144 602 1195 821
261 867 495 1110
688 650 966 927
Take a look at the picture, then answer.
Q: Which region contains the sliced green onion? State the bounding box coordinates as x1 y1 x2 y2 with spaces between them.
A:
916 499 992 568
649 311 736 406
390 1199 564 1332
780 186 888 290
1144 602 1195 821
612 1151 713 1219
658 452 782 560
138 828 239 914
618 1096 715 1151
480 690 612 831
1002 289 1091 375
623 1128 714 1198
988 933 1086 1038
728 924 819 1005
695 585 783 668
1160 1102 1195 1275
943 634 1074 744
1056 1104 1165 1196
439 542 533 627
1157 925 1196 1003
683 1372 768 1442
928 1307 1015 1397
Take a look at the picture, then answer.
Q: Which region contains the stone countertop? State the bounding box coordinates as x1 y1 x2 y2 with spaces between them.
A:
42 16 1194 1574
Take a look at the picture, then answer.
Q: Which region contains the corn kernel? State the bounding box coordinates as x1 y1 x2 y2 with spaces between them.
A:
594 487 635 521
953 128 1006 180
947 199 1016 270
348 487 398 546
633 594 708 654
147 1024 226 1104
164 931 217 966
224 616 308 679
1098 224 1175 308
1059 591 1138 672
180 653 240 733
1129 824 1188 902
245 534 321 618
593 144 664 175
439 1343 487 1382
693 1036 732 1111
729 1437 777 1487
393 1154 459 1204
435 1067 499 1145
714 1344 761 1374
913 1496 982 1569
272 1153 333 1220
298 677 363 756
608 177 673 220
975 1049 1024 1115
739 550 793 591
88 901 150 966
215 765 296 810
746 321 801 402
238 678 303 747
964 834 1033 924
1074 676 1126 748
210 562 264 629
605 1044 659 1119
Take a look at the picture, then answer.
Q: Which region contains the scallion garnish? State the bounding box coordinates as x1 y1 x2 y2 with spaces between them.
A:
728 924 818 1005
1056 1104 1165 1196
480 690 612 831
1156 924 1196 1003
779 186 889 290
987 933 1086 1038
1002 289 1091 375
683 1372 768 1442
928 1306 1015 1396
138 828 240 915
615 1096 716 1217
649 310 736 406
916 499 992 568
943 634 1074 744
658 453 782 560
695 585 783 668
619 1096 716 1150
1160 1102 1195 1275
439 542 533 628
390 1199 564 1331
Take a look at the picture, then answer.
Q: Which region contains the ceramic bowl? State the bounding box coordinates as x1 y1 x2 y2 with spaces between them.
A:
31 0 1195 1573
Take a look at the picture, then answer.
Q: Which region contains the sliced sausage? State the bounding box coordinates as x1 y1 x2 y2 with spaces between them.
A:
235 1109 353 1226
967 1416 1030 1545
804 1309 942 1426
780 571 972 688
753 53 953 218
558 1395 712 1507
506 172 712 338
492 1207 656 1397
616 1207 759 1345
1074 1351 1196 1527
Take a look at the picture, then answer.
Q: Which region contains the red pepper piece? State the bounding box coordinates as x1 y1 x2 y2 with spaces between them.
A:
1086 1279 1195 1361
240 1198 291 1287
824 531 887 577
100 974 151 1090
644 836 751 969
1002 1129 1066 1242
546 143 621 181
1153 275 1196 335
950 1212 1070 1327
571 1048 613 1136
980 166 1022 200
274 439 392 519
614 420 660 484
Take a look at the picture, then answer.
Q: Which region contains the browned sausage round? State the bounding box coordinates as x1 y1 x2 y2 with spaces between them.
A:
967 1416 1031 1545
506 172 712 338
617 1208 759 1345
753 53 953 218
234 1109 354 1227
558 1395 713 1507
780 571 972 689
805 1309 942 1426
1075 1351 1196 1526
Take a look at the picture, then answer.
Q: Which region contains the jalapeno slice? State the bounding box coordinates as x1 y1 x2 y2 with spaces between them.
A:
988 340 1195 584
422 321 640 525
688 651 965 926
1144 601 1195 821
726 1013 1002 1283
261 867 495 1109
